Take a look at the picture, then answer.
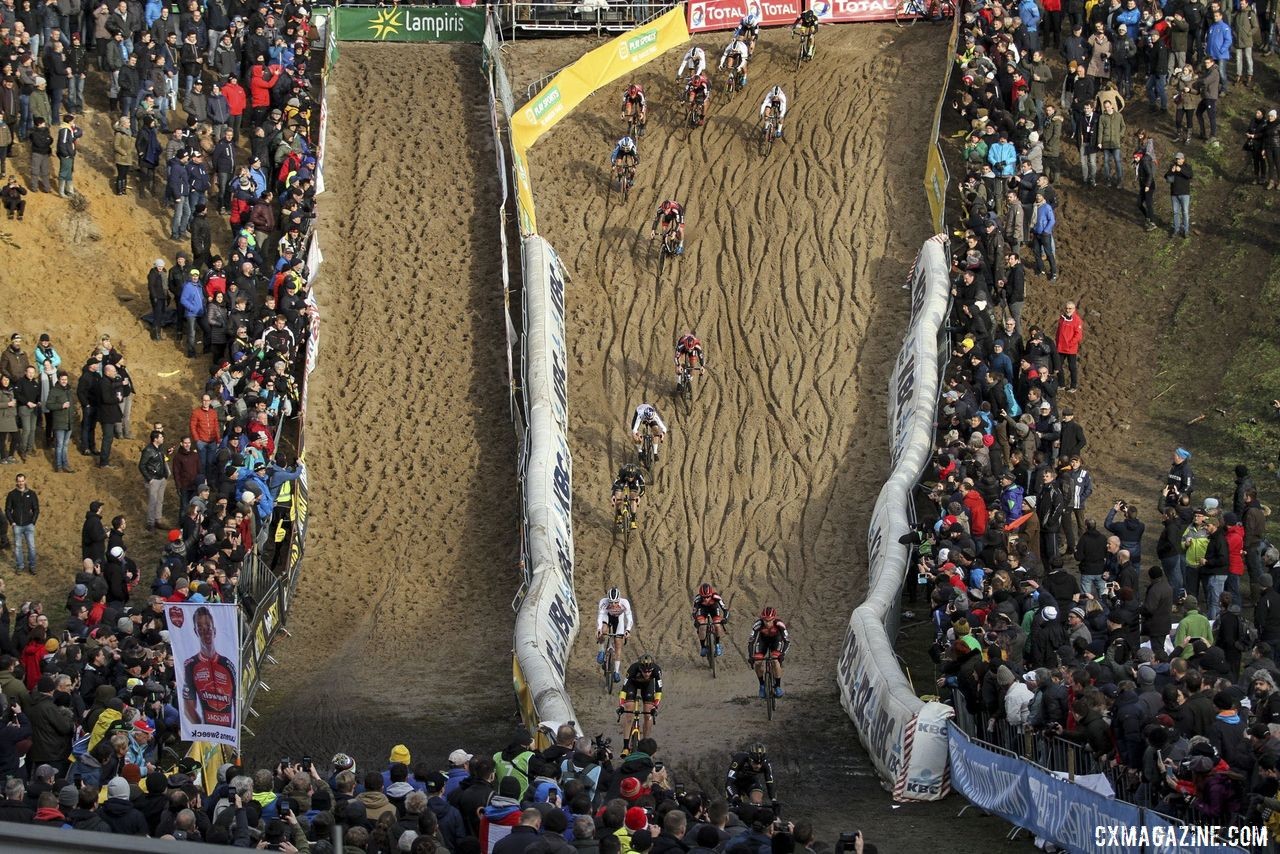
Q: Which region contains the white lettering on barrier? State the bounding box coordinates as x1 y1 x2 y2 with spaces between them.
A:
406 10 466 34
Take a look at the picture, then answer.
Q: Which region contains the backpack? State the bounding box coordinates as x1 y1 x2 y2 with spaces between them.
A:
572 762 599 803
1238 618 1259 652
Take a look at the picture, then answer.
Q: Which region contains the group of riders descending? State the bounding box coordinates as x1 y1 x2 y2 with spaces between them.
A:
597 586 793 743
610 7 819 193
598 10 818 746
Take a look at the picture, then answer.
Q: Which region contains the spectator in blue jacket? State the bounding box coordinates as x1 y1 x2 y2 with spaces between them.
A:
1029 190 1057 281
988 133 1017 178
166 149 192 240
178 270 207 357
1018 0 1041 47
1206 9 1233 90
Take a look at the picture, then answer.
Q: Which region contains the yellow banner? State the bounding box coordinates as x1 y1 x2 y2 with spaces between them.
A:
924 143 947 234
509 5 689 235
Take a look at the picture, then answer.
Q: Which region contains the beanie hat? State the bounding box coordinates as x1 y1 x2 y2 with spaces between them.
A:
58 785 78 808
619 777 643 800
144 771 167 794
498 777 522 799
996 665 1015 688
625 807 649 832
389 744 411 764
1137 665 1156 686
631 830 654 853
107 777 130 800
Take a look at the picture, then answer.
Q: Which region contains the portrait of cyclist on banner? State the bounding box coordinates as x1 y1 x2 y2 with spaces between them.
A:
181 606 237 730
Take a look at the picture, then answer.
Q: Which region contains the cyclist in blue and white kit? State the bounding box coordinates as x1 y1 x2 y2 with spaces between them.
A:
630 403 668 459
676 46 707 80
596 586 635 682
719 38 750 83
735 12 761 53
760 85 787 139
610 136 638 183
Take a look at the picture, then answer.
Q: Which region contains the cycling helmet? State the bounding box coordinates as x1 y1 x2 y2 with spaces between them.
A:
760 606 778 621
608 586 622 603
620 136 635 151
627 84 643 97
770 85 784 100
748 742 767 762
621 462 641 477
638 653 656 669
743 11 760 26
698 582 715 598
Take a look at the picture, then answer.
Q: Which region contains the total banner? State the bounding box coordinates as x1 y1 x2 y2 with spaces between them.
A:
808 0 897 23
836 236 952 800
333 5 485 42
688 0 802 32
510 6 689 152
514 237 579 731
170 602 241 749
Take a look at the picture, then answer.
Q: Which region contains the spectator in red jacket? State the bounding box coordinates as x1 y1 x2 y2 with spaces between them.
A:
248 64 282 124
221 74 247 141
1055 301 1084 393
960 479 989 537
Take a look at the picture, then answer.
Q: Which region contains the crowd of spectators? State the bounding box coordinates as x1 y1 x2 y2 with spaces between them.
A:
0 0 323 844
909 0 1280 837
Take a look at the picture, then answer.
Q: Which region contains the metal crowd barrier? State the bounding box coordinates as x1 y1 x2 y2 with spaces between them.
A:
496 0 675 35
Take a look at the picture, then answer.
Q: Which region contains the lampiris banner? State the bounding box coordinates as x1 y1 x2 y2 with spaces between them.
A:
333 6 485 42
170 602 242 749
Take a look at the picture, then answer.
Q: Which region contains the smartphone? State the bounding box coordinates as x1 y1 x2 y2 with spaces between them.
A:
279 757 290 770
653 761 664 772
301 756 312 772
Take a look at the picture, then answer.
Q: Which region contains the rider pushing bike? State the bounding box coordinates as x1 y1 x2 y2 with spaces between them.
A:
617 653 662 744
597 587 634 683
792 9 818 59
675 332 706 377
719 38 750 84
650 200 685 254
621 83 647 132
692 582 728 658
725 742 778 806
611 462 645 529
630 403 668 460
760 86 788 139
749 607 790 698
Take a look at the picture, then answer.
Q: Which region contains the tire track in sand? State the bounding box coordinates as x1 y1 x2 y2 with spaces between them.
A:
528 25 942 831
247 44 519 769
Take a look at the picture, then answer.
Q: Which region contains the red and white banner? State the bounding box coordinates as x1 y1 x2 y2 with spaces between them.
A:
170 602 241 749
809 0 897 23
687 0 801 32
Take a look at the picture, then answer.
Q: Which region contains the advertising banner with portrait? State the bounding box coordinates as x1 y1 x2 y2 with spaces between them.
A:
169 603 241 749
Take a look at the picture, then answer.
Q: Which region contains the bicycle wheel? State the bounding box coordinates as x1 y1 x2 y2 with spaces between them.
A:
627 721 641 754
764 670 776 720
795 38 804 71
708 625 718 678
895 2 917 26
603 645 614 694
622 169 631 204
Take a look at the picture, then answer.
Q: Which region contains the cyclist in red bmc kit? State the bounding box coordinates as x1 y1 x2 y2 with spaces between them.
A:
182 605 237 729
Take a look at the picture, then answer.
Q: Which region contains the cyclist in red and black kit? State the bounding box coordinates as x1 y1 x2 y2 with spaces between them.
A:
182 605 237 730
675 332 706 377
692 582 728 658
621 83 647 131
749 607 789 698
650 200 685 253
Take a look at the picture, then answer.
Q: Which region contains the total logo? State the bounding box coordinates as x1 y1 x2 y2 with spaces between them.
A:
812 0 833 16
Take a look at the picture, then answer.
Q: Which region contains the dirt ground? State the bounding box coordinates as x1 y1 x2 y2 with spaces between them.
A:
520 26 1014 846
0 93 210 609
247 44 523 770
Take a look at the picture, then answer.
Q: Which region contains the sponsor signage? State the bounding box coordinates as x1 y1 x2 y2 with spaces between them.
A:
333 6 485 42
171 603 242 749
689 0 800 31
810 0 897 22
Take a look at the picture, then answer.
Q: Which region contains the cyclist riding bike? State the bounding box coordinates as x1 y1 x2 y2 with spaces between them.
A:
676 46 707 80
675 332 706 377
734 12 761 53
685 73 711 115
692 582 729 658
749 606 790 698
719 38 750 83
617 653 663 743
760 85 788 139
792 9 818 58
597 586 634 682
620 83 647 130
725 742 778 806
630 403 668 460
649 200 685 253
611 462 646 529
610 136 639 180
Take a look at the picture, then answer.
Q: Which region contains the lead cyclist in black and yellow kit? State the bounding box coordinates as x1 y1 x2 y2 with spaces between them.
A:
617 653 662 744
792 9 818 60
